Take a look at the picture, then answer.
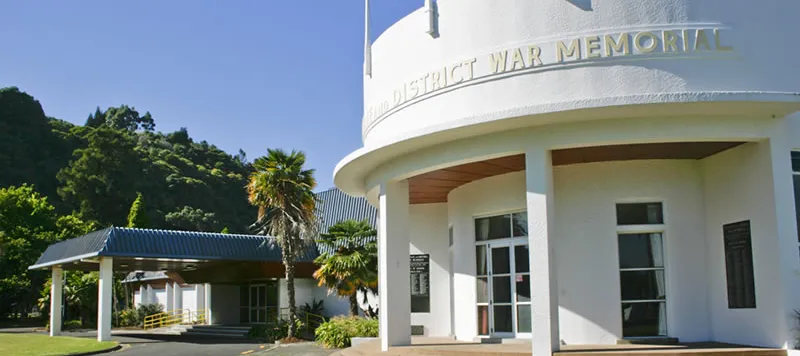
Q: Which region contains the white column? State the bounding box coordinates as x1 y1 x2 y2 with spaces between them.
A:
204 283 212 325
525 148 560 355
173 282 182 312
165 282 174 312
378 180 411 351
767 121 800 349
195 284 204 323
146 285 153 305
138 285 146 307
49 267 63 336
97 257 113 342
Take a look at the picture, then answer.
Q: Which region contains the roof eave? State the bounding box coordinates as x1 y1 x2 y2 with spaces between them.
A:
27 251 101 271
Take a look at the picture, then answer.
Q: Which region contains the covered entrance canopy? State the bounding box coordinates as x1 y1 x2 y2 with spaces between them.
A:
28 227 320 341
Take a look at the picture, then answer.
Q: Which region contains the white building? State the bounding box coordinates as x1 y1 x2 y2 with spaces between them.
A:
333 0 800 354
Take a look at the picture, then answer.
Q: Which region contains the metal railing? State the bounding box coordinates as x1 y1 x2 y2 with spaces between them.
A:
143 308 207 330
278 307 327 331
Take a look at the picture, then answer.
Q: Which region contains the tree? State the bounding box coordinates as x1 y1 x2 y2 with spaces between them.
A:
220 227 230 234
127 192 149 228
313 220 378 316
0 185 94 319
164 206 217 231
247 149 317 338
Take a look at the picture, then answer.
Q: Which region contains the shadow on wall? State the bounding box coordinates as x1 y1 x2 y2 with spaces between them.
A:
568 0 593 11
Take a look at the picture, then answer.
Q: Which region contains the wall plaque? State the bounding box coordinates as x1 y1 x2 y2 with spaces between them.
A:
410 254 430 313
723 220 756 309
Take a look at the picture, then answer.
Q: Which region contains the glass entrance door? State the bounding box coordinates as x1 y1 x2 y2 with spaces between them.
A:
476 240 531 338
250 284 267 324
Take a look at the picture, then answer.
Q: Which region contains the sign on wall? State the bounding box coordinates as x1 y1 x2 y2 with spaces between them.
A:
723 220 756 309
410 254 430 313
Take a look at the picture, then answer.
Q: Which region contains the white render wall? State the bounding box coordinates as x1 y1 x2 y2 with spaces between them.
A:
702 141 794 347
446 159 712 344
409 203 450 337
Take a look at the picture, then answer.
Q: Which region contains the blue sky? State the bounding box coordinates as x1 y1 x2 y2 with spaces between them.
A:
0 1 421 191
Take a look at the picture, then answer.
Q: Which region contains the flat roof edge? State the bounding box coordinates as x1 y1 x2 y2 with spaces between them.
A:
27 252 100 270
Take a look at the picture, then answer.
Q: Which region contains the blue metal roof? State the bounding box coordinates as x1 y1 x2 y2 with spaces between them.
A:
30 227 318 270
315 188 377 255
31 188 377 270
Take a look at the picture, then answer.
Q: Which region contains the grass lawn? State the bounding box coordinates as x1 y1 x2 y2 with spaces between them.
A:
0 333 118 356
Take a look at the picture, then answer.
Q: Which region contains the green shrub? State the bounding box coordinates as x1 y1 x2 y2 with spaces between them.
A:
118 309 140 327
136 303 164 326
63 320 83 330
249 318 305 342
315 316 378 349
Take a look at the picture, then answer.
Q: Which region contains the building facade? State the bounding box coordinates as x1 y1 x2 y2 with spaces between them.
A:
334 0 800 354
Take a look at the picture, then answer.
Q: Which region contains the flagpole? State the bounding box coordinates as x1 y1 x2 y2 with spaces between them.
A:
364 0 372 77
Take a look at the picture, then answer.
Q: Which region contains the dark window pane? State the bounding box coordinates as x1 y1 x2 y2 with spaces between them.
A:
513 212 528 237
792 152 800 172
266 283 278 306
621 302 666 337
616 203 663 225
257 286 266 306
449 227 454 247
476 215 512 241
515 245 529 273
239 307 249 324
476 245 488 276
516 274 530 302
492 276 511 303
492 247 510 274
239 285 249 306
478 306 490 335
793 175 800 242
620 271 666 301
250 309 257 323
266 307 278 323
477 277 489 303
250 287 257 307
517 305 531 333
494 306 513 333
258 309 266 323
618 233 664 269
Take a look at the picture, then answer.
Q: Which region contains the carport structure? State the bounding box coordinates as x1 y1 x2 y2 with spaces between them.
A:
28 227 319 341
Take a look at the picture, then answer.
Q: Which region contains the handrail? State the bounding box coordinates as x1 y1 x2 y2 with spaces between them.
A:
143 308 207 330
278 307 327 331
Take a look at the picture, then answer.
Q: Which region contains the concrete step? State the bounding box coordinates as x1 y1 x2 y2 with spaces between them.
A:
180 325 251 339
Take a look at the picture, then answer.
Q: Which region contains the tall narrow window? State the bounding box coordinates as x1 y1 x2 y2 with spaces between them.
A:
616 202 667 337
791 152 800 244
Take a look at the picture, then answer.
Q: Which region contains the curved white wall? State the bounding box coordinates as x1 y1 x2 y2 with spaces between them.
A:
363 0 800 147
446 159 714 344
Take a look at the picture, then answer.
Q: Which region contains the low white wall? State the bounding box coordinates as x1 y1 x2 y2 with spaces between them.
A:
154 289 167 309
702 141 791 347
409 203 451 337
279 278 316 311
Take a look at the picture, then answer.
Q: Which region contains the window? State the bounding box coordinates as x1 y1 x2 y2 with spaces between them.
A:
791 152 800 244
616 202 667 337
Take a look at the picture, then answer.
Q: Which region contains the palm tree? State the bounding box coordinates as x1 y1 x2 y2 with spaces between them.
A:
246 149 317 338
313 219 378 316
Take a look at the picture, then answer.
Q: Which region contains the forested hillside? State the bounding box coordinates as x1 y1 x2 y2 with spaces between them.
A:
0 86 256 231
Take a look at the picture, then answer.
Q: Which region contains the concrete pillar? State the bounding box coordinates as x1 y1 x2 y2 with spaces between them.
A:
50 267 63 336
767 120 800 349
525 148 560 355
204 283 212 325
195 284 204 323
138 285 146 307
172 282 182 319
97 257 113 342
378 180 411 351
165 282 174 312
146 285 153 305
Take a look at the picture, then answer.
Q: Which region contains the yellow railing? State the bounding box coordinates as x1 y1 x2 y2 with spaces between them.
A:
278 307 327 331
143 308 207 330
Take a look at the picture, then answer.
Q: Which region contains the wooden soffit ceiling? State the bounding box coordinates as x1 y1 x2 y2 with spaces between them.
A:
407 141 743 204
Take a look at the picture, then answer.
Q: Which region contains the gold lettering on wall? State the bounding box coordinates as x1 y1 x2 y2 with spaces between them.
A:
557 39 581 62
605 33 631 56
365 27 737 124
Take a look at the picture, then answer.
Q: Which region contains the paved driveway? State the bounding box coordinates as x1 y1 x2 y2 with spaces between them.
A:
109 333 269 356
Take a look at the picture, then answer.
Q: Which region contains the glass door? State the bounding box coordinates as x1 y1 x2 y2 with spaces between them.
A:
250 284 267 324
476 240 531 338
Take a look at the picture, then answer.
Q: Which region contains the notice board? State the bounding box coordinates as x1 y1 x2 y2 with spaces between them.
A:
410 254 430 313
723 220 756 309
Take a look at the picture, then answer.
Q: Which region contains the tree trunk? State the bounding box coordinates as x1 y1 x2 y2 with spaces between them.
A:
349 293 359 317
284 248 297 339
